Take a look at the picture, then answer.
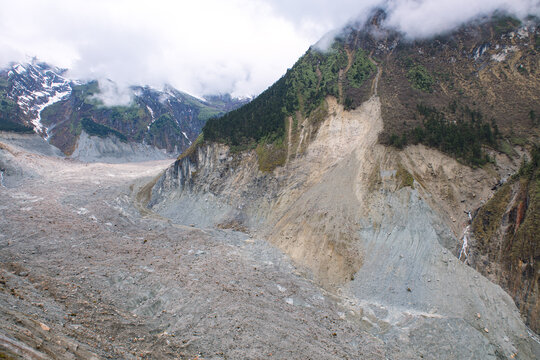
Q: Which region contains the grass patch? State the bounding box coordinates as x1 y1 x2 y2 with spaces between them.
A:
510 136 527 146
177 134 204 162
407 64 434 93
499 140 517 157
396 165 414 189
197 106 223 122
256 135 287 173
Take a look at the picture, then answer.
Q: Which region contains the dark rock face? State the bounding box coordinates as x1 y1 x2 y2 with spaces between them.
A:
470 150 540 333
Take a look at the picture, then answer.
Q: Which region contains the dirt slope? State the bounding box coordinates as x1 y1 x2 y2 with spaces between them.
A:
149 88 540 357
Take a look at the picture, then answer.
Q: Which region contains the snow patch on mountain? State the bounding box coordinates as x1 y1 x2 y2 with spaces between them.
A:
33 88 71 138
181 131 192 145
146 105 156 130
7 62 72 137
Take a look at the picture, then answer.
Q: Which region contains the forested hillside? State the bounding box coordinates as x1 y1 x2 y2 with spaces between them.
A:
202 14 539 170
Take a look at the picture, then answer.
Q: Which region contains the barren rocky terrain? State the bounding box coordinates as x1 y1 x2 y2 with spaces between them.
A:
0 135 386 359
2 63 540 360
1 9 539 360
148 89 540 358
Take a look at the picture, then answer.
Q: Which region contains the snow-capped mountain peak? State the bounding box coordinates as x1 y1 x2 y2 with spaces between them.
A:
7 61 72 137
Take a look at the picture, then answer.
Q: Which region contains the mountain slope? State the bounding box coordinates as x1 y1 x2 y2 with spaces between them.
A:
0 61 71 137
203 13 539 168
469 146 540 333
149 91 539 357
147 11 540 353
194 14 540 331
0 61 249 156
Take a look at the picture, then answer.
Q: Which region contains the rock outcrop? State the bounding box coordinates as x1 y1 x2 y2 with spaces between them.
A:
70 131 174 163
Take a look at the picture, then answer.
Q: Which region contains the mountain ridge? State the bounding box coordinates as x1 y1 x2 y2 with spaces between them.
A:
202 13 539 168
0 60 250 156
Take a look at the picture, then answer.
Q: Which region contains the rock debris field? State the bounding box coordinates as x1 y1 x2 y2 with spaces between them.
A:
0 139 387 359
1 135 539 359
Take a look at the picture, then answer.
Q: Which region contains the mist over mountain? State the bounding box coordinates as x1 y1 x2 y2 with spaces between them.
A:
1 1 537 101
0 60 249 157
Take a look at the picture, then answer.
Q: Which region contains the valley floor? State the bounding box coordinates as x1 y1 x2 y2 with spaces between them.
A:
0 144 387 359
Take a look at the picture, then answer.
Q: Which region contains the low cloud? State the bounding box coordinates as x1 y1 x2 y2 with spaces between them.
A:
91 79 134 107
384 0 539 39
0 1 538 105
0 0 312 101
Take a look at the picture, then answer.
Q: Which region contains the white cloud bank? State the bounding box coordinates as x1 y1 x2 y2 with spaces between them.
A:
0 0 538 100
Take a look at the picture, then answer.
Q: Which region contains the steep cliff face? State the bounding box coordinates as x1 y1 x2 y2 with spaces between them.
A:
149 90 539 356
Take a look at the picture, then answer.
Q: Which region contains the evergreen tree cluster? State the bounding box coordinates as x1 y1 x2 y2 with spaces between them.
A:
203 75 288 148
203 43 351 148
407 64 434 92
81 118 127 141
391 103 499 166
347 49 375 88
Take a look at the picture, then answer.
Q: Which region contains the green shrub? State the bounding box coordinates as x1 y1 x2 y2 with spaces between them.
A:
347 49 375 88
407 65 434 92
81 118 127 141
256 136 287 173
396 165 414 189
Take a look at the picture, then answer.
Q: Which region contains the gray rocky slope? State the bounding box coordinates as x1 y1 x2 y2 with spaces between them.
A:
70 131 172 164
149 88 540 358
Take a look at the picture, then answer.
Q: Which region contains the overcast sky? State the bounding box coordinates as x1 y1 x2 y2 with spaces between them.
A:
0 0 538 101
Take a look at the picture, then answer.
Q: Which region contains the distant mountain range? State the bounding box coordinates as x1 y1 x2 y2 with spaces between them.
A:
0 60 250 155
